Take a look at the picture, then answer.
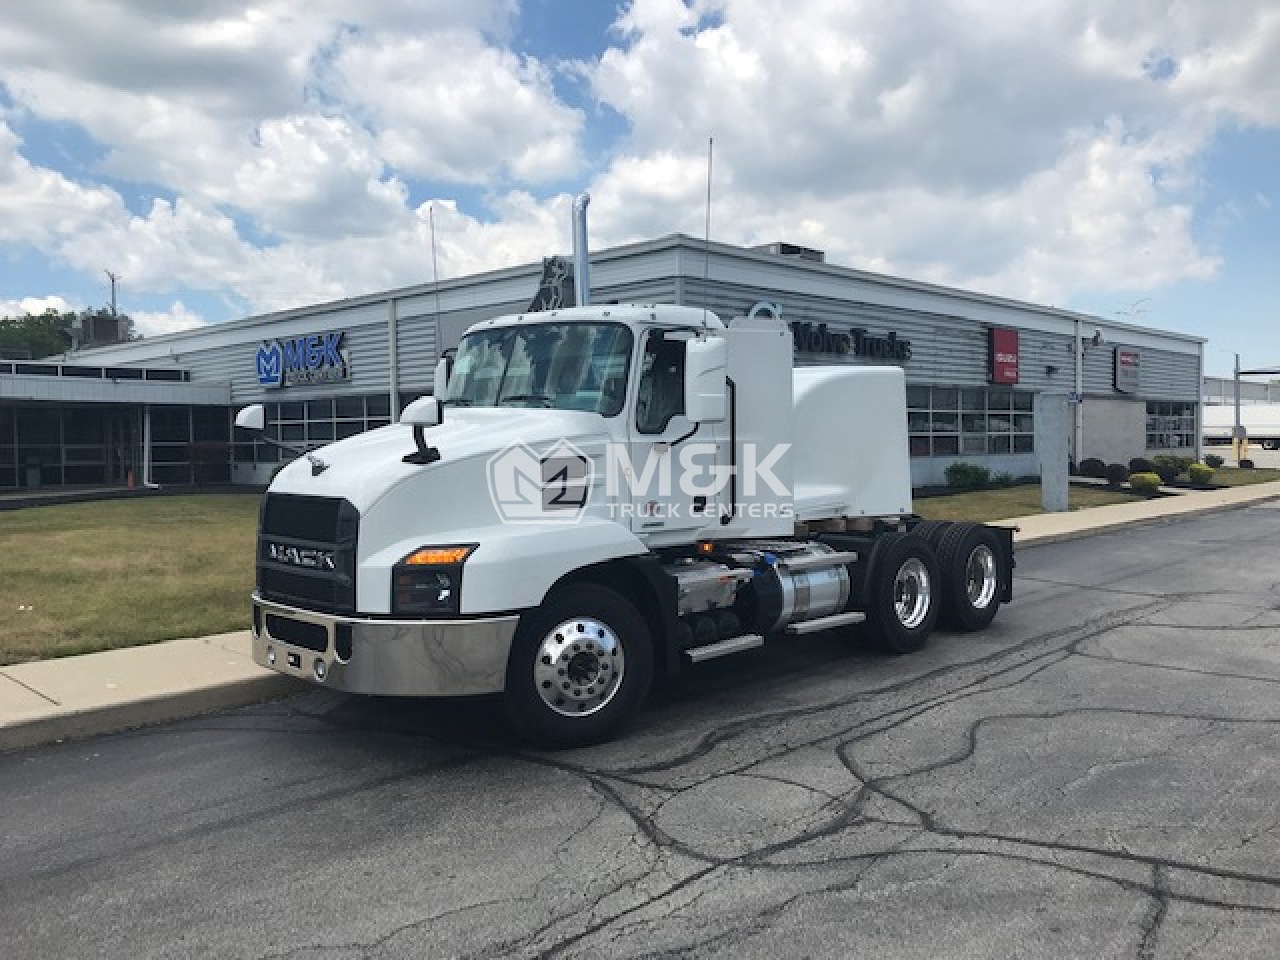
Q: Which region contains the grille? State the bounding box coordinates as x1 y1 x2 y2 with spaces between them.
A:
265 614 329 653
257 494 358 614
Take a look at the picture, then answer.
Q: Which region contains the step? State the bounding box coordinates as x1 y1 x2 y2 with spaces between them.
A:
684 633 765 663
784 610 867 635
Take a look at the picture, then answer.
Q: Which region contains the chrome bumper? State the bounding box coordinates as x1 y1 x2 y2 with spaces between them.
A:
251 595 518 696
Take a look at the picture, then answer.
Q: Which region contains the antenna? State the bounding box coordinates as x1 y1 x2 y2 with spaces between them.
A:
104 269 119 315
703 136 714 280
429 203 442 323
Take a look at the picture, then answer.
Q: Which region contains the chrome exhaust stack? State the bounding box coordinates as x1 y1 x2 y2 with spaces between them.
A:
572 192 591 306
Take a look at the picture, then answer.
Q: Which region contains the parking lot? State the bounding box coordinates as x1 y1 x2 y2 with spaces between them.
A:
2 505 1279 959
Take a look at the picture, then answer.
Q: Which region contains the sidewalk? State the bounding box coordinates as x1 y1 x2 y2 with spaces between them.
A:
4 479 1280 753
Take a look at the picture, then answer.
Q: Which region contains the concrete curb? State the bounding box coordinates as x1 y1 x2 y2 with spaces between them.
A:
0 673 303 753
1009 485 1280 547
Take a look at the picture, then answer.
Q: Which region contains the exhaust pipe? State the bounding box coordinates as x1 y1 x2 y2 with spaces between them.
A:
572 192 591 307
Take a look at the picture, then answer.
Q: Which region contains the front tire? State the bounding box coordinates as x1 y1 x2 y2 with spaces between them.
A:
504 584 653 747
865 533 939 654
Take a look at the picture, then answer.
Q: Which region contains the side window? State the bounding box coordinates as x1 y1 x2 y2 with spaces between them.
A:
635 331 686 434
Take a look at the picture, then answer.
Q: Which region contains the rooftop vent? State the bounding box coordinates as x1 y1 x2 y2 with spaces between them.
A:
750 242 826 263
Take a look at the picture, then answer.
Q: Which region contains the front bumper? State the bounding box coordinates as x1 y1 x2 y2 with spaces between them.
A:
251 595 519 696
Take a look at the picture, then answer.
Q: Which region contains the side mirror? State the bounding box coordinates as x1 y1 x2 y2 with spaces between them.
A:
402 396 442 428
235 404 265 432
684 336 728 423
434 355 450 395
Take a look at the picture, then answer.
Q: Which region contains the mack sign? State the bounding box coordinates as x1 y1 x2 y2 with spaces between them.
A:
256 331 350 389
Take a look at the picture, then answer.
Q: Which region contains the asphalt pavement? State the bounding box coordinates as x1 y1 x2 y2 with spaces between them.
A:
2 504 1278 959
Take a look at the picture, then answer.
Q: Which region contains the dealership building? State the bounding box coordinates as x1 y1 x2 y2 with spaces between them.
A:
0 235 1204 490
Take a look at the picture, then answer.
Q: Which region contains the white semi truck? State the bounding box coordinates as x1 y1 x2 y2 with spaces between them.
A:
237 302 1015 746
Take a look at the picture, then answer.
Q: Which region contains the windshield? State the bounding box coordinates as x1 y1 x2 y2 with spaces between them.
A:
444 322 633 415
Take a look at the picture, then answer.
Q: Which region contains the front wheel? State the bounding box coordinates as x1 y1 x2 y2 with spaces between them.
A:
504 584 653 747
865 533 940 654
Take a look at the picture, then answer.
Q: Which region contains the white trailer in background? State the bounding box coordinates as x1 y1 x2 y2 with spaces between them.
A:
1203 404 1280 449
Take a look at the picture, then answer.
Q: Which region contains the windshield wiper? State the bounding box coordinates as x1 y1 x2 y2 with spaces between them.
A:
499 394 554 407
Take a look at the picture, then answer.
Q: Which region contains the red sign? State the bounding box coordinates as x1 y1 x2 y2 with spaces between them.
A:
988 328 1019 384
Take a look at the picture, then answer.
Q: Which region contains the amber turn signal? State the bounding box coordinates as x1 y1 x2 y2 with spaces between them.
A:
402 545 475 566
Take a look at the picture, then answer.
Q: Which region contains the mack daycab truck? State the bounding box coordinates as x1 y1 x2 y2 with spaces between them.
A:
238 303 1014 746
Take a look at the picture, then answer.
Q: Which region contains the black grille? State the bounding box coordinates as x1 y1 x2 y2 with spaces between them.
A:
265 614 329 653
257 494 358 614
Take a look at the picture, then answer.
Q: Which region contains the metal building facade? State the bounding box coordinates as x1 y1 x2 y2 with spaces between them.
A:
14 235 1203 489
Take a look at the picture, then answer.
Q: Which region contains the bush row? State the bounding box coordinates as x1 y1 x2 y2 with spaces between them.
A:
943 462 1016 490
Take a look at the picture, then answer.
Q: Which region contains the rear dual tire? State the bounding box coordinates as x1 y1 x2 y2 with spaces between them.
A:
865 533 940 654
915 520 1006 632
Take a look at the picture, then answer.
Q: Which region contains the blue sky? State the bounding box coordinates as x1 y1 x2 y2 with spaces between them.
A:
0 0 1276 376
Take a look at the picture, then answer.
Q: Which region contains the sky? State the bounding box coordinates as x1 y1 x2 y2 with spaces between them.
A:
0 0 1276 377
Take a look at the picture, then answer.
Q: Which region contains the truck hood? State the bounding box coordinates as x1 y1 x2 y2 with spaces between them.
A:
267 406 611 515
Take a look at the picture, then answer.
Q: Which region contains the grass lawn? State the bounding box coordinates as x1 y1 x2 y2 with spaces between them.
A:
0 495 259 665
1206 466 1280 487
915 484 1143 523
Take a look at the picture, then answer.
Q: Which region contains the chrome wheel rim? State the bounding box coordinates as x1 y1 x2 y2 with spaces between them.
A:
894 558 931 629
966 545 998 610
533 617 625 717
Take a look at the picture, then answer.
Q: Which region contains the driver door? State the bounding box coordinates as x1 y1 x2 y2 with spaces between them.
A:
626 329 718 538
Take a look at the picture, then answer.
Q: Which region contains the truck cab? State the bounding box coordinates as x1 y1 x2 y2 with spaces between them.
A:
244 303 1013 745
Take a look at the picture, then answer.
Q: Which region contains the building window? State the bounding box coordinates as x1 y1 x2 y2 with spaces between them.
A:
1146 401 1195 449
234 393 395 466
908 386 1035 458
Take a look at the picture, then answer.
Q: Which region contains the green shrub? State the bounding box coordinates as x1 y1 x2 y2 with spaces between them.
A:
1129 457 1154 474
1079 458 1108 479
944 461 991 490
1129 472 1161 495
1152 454 1192 478
1240 459 1255 469
1188 463 1214 485
991 472 1014 488
1204 453 1224 469
1105 463 1129 487
1152 462 1179 484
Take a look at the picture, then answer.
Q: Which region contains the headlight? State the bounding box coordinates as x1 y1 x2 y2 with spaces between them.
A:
392 545 476 615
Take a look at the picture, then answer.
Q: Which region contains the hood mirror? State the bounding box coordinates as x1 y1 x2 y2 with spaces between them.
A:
402 396 442 428
235 404 265 432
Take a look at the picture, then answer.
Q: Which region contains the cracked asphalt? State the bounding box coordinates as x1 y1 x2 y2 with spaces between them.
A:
3 506 1280 959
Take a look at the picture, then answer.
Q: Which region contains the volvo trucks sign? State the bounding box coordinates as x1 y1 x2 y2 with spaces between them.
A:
256 331 350 389
789 321 912 362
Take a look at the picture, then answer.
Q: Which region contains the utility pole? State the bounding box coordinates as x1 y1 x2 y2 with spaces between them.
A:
1234 353 1243 462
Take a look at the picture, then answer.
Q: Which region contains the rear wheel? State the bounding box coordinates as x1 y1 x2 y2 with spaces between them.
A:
504 584 653 747
865 533 939 654
936 523 1006 631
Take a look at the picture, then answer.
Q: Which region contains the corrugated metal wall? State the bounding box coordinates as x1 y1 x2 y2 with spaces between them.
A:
678 276 1199 404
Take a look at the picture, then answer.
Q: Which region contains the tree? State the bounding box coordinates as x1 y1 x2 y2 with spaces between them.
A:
0 307 139 359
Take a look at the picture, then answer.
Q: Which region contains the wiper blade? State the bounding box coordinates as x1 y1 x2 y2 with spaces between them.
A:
499 394 554 407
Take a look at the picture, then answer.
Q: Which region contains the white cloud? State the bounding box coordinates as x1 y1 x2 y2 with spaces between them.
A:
328 30 583 184
130 301 207 337
0 294 75 318
576 0 1280 302
0 0 1276 323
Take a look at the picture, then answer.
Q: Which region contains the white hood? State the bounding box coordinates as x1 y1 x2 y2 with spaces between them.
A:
267 406 610 515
